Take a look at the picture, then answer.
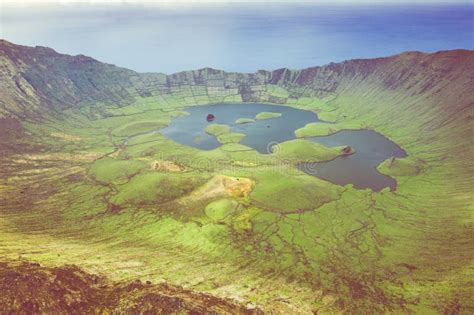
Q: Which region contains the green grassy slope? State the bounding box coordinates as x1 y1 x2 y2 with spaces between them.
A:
0 41 472 313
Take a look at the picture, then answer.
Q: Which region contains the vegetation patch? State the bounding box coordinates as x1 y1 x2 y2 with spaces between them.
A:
50 132 83 142
250 171 340 213
204 124 231 137
377 157 426 176
111 172 207 207
294 123 340 138
231 206 262 233
266 85 289 98
220 143 254 152
204 199 239 222
255 112 282 120
295 97 334 112
112 120 169 137
170 110 190 117
235 118 255 124
272 139 342 162
217 132 246 144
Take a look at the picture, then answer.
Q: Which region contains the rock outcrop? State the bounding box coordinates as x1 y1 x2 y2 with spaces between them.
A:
1 39 472 125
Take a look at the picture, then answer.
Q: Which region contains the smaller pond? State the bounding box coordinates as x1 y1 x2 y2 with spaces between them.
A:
300 130 407 191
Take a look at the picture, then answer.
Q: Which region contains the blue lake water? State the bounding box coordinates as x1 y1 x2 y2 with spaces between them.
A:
300 130 407 192
2 3 473 73
159 103 406 191
160 103 321 153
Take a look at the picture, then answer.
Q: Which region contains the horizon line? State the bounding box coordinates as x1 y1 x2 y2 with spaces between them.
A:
1 0 473 5
2 39 472 76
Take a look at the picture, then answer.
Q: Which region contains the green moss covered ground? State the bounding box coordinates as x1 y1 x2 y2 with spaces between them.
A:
235 118 255 124
295 122 340 138
378 156 426 176
111 172 208 207
271 139 342 162
255 112 282 120
204 124 231 136
1 90 472 314
217 132 246 144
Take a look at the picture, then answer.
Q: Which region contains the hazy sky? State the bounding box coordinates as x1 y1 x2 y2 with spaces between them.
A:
1 0 471 4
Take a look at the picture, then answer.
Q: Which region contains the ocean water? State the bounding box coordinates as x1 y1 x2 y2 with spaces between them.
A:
1 3 473 73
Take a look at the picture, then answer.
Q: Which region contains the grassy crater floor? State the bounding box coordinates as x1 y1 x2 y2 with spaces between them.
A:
0 94 472 314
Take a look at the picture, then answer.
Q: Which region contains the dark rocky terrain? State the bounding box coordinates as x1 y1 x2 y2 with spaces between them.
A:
0 260 261 314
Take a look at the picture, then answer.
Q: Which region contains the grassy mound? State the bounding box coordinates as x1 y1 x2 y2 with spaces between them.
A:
294 123 340 138
111 172 207 207
217 132 246 144
255 112 282 120
271 139 342 162
377 157 426 176
250 171 340 213
235 118 255 124
204 124 231 136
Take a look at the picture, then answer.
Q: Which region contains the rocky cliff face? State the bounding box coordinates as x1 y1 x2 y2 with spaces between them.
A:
1 40 473 160
0 40 143 118
2 39 472 122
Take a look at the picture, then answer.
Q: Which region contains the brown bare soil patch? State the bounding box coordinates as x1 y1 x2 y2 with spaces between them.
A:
172 175 254 215
189 175 253 201
150 160 185 172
